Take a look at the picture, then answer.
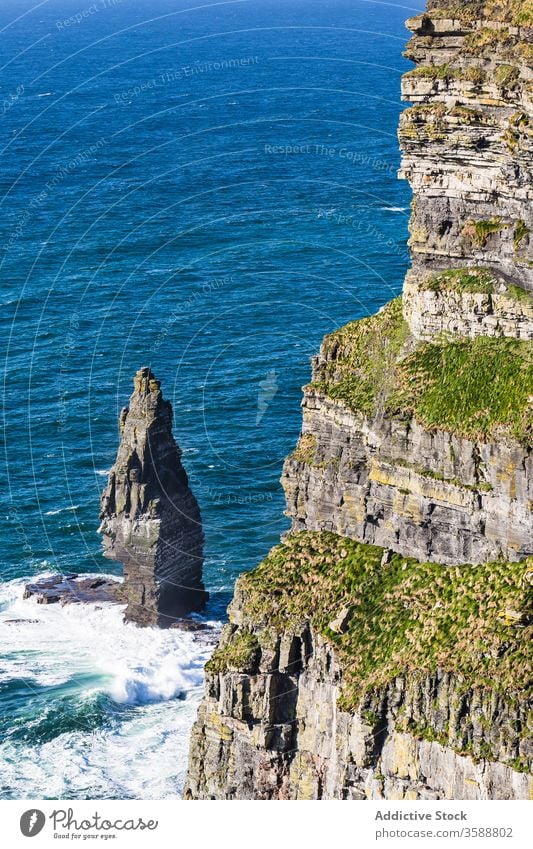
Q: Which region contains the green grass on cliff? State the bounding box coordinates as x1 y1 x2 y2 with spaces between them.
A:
207 630 260 674
312 297 533 444
404 64 486 85
397 337 532 443
421 267 532 301
429 1 533 26
423 268 496 293
236 532 532 708
311 297 410 419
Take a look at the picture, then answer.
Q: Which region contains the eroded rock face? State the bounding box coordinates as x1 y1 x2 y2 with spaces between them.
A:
184 0 533 799
282 376 532 567
99 367 207 626
185 617 532 800
399 5 532 289
280 0 533 567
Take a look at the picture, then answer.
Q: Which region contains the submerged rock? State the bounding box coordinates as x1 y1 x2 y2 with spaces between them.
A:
169 619 212 632
23 574 122 605
99 367 207 627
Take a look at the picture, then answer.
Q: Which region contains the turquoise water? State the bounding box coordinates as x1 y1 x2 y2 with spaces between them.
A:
0 0 417 798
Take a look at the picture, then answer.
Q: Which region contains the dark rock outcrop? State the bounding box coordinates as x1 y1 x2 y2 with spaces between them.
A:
99 367 207 626
23 574 122 605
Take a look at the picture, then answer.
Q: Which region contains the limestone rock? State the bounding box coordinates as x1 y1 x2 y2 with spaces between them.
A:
280 0 533 566
328 606 352 634
184 0 533 799
99 367 207 626
184 618 532 800
23 574 122 605
282 391 532 566
403 269 533 341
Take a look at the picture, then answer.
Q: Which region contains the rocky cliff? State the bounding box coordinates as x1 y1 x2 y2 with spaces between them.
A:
184 0 532 799
282 0 533 566
185 534 531 799
99 367 207 626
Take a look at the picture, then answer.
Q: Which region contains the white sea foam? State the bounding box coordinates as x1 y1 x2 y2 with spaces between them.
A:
0 697 201 798
0 575 215 694
44 504 80 515
0 574 219 797
380 206 409 212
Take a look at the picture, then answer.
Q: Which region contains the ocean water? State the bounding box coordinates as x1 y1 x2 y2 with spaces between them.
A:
0 0 418 799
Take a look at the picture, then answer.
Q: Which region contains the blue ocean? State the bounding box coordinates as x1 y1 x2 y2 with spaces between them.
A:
0 0 417 798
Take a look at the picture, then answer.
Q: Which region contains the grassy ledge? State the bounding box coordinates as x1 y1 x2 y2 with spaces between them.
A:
207 630 260 674
311 297 533 443
419 267 532 302
426 1 533 27
403 65 486 85
238 531 532 707
311 298 410 419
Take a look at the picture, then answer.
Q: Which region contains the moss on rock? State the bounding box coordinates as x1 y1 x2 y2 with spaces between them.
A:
207 629 260 674
290 433 318 465
514 219 530 249
312 297 532 443
238 531 532 707
423 267 496 293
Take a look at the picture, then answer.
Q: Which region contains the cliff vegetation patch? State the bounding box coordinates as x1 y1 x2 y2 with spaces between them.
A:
397 335 532 442
420 267 531 302
428 1 533 27
313 297 532 442
312 297 410 419
239 532 532 708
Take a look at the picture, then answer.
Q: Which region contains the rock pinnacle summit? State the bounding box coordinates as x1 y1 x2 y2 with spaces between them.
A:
99 367 207 626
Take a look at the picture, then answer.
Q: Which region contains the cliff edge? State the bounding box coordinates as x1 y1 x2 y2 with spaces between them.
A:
184 0 532 799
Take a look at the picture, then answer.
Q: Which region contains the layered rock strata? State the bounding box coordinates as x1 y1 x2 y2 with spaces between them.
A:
99 367 207 626
281 299 531 566
400 0 533 287
403 268 533 340
185 534 532 800
281 0 533 566
185 0 532 800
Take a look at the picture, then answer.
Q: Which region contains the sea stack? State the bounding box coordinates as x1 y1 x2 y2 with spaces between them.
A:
99 367 207 626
